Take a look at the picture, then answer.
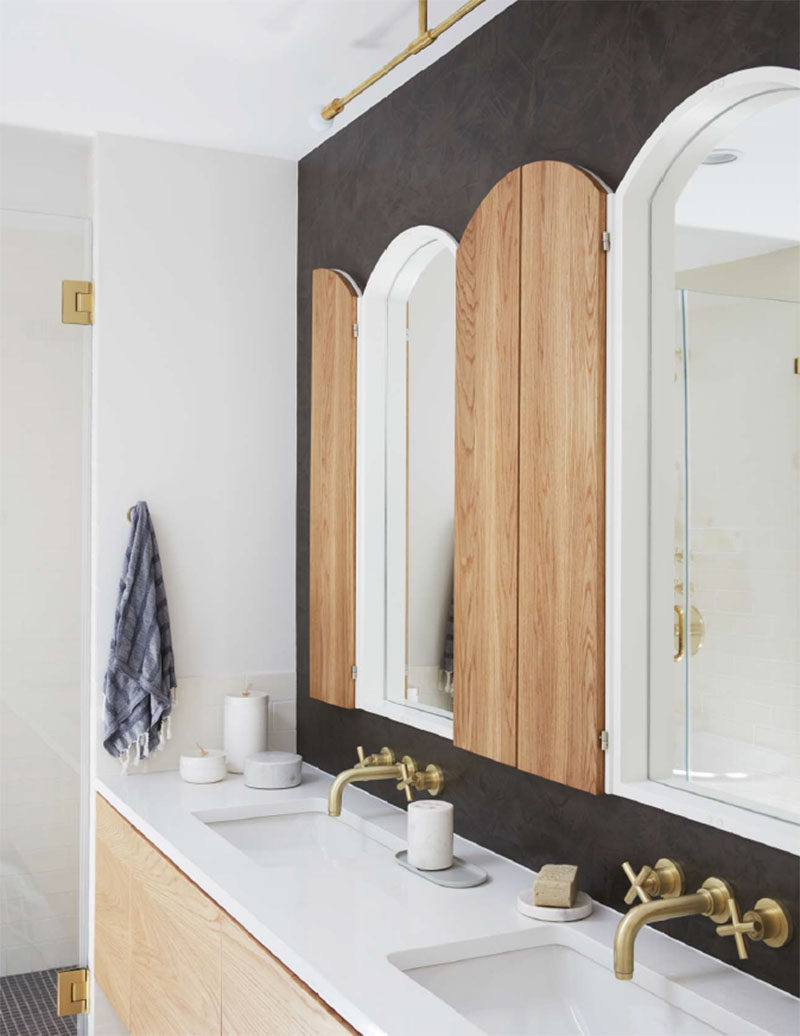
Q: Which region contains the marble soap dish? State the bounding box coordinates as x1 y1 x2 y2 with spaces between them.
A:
517 888 593 921
395 851 488 888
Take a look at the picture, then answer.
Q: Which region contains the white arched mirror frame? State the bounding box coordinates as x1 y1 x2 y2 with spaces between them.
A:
607 66 800 853
356 226 458 739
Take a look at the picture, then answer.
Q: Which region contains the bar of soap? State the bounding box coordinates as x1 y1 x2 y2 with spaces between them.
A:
533 864 579 907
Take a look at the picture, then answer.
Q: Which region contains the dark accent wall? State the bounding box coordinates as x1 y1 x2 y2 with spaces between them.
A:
297 0 800 996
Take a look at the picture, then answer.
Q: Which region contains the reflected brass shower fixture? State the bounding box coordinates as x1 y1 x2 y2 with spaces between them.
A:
321 0 486 121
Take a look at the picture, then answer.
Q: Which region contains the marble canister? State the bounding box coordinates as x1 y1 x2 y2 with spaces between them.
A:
179 748 226 784
224 691 269 773
407 800 454 870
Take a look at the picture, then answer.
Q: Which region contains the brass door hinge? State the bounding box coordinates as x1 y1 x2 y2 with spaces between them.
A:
57 967 89 1017
62 280 94 325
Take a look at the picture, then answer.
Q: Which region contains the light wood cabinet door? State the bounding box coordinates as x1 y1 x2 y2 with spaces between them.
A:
95 795 134 1028
309 268 359 708
220 913 353 1036
128 840 222 1036
453 169 521 767
452 161 607 793
516 162 607 795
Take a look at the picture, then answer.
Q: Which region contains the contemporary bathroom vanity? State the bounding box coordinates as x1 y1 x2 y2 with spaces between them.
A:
94 767 798 1036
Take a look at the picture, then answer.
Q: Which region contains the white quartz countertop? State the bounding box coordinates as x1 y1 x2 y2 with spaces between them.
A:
96 765 798 1036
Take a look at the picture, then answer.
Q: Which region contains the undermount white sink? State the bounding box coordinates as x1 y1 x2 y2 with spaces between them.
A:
390 927 743 1036
196 800 403 867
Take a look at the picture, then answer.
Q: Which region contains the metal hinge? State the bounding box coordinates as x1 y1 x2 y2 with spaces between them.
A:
601 231 611 253
599 730 609 751
57 968 89 1017
353 321 359 339
351 665 358 681
62 281 94 325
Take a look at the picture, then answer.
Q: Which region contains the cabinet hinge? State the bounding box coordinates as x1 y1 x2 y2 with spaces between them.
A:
351 665 358 681
57 968 89 1017
62 281 94 325
601 231 611 253
353 321 359 339
599 730 610 751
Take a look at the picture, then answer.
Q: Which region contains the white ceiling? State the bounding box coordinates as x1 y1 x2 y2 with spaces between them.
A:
676 94 800 252
0 0 515 161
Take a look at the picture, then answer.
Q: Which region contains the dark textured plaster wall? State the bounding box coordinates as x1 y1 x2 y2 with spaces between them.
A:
297 1 800 995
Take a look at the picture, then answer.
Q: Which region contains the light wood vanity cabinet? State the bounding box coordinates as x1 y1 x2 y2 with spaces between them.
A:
95 794 355 1036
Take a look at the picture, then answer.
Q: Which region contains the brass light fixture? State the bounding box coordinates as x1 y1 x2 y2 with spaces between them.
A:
321 0 487 122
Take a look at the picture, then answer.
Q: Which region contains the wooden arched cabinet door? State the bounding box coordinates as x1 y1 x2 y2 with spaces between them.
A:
309 268 359 708
454 161 607 794
454 169 521 767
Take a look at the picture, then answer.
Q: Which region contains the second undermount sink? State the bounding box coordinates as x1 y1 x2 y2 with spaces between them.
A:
390 927 740 1036
196 800 403 867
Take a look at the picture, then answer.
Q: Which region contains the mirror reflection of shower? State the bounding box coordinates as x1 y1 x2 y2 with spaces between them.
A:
650 93 800 825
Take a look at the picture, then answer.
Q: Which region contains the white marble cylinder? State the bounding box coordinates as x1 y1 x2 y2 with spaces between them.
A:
224 692 269 773
407 800 454 870
179 749 226 784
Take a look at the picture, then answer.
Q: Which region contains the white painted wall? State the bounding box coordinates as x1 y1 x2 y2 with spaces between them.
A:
93 134 297 778
0 127 91 976
0 124 91 219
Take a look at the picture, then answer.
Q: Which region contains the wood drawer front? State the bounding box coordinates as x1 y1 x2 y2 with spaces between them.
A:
95 795 134 1028
221 913 354 1035
128 839 222 1036
95 794 356 1036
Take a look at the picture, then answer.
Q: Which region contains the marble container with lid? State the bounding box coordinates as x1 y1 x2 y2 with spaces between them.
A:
244 750 302 789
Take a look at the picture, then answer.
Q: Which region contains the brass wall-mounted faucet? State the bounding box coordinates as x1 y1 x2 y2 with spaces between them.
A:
327 746 445 817
614 858 792 980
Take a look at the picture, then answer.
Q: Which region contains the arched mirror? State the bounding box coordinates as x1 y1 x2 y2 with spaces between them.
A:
611 67 800 852
650 92 800 821
357 227 457 736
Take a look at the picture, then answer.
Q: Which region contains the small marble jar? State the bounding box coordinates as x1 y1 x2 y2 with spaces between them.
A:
407 800 454 870
244 751 302 789
179 749 226 784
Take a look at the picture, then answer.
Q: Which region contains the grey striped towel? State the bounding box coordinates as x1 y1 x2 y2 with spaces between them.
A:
103 501 176 768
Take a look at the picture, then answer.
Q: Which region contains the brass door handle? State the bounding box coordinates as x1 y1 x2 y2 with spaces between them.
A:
674 605 685 661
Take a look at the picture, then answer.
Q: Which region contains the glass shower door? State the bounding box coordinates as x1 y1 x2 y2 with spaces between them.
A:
654 286 800 824
0 208 91 1027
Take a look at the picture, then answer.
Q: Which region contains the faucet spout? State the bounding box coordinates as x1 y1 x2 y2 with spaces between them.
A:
614 890 715 980
327 764 407 817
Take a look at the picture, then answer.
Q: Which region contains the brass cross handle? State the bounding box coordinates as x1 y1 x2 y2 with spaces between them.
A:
355 746 396 768
716 897 753 959
622 858 684 905
395 760 414 802
717 898 793 955
396 757 445 798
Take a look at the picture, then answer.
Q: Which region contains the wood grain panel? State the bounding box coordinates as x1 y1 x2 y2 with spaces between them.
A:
220 913 355 1036
310 268 359 708
129 836 221 1036
453 169 521 766
517 161 606 795
95 795 133 1027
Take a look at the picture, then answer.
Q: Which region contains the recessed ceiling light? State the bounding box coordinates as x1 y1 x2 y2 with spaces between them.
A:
702 149 742 165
